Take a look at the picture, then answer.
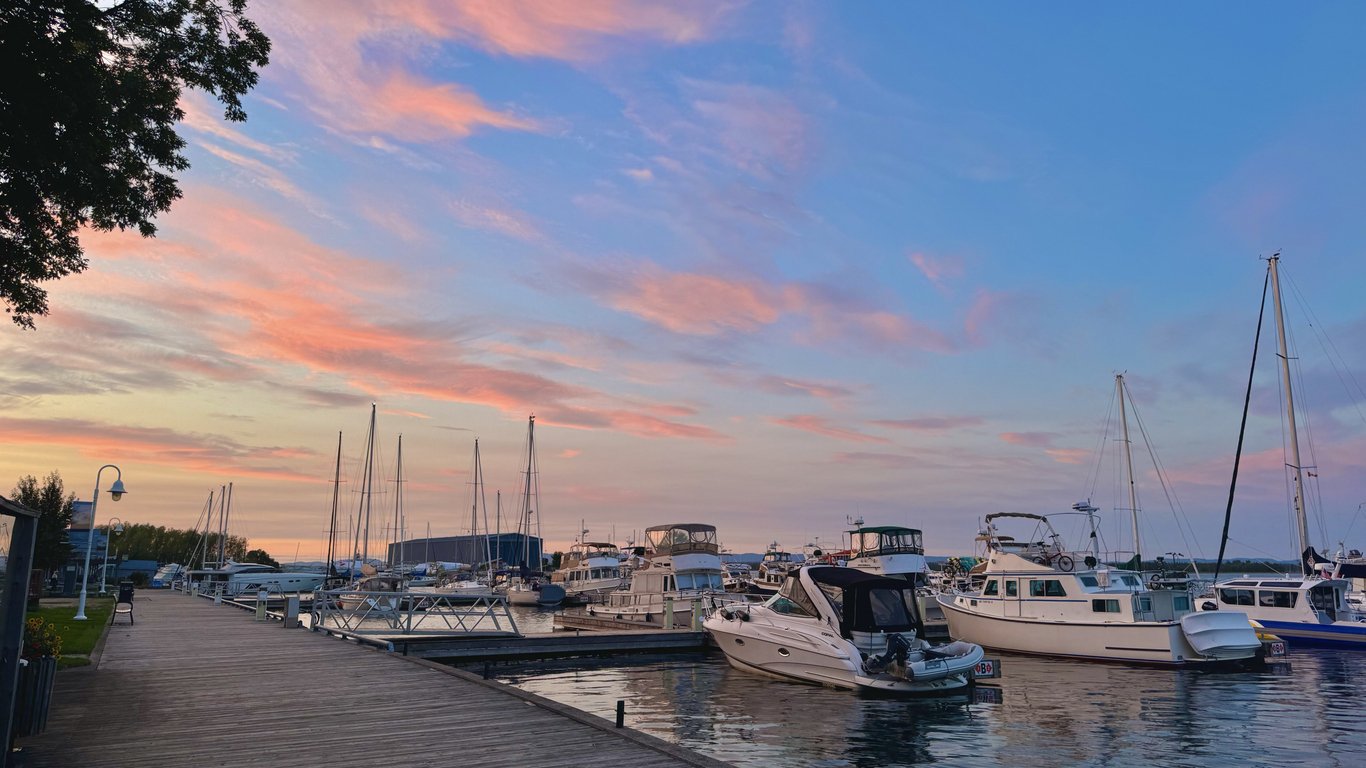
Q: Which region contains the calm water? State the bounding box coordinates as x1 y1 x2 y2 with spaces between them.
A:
484 613 1362 768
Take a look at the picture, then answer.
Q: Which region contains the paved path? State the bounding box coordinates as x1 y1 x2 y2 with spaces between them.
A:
17 591 730 768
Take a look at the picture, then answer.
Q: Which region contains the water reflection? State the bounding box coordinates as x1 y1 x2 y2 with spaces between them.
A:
488 648 1363 768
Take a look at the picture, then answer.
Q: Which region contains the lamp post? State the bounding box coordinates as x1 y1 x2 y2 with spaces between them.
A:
74 464 127 621
98 517 125 594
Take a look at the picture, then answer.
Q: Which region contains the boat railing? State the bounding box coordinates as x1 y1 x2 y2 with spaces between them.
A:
311 587 519 638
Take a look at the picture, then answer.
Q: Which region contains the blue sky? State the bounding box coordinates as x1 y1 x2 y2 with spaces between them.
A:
3 1 1364 563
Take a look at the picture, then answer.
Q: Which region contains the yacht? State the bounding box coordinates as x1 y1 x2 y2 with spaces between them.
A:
938 512 1263 665
705 565 985 695
187 561 326 596
151 563 184 588
592 523 738 626
843 522 948 634
551 541 626 603
751 543 797 594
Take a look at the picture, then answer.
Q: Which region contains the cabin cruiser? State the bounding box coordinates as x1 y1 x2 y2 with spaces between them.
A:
593 523 742 626
187 561 326 596
751 543 797 594
705 566 985 694
938 512 1263 665
1201 575 1366 647
151 563 184 588
843 523 949 634
551 542 626 603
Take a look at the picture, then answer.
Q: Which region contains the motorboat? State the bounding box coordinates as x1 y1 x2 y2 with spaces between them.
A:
843 522 948 635
337 572 408 612
500 576 566 607
938 512 1262 665
705 565 985 694
187 561 326 596
591 523 742 626
722 562 755 593
151 563 184 588
551 541 626 603
750 543 797 594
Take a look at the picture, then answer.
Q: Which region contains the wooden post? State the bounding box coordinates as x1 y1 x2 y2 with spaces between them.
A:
0 498 39 767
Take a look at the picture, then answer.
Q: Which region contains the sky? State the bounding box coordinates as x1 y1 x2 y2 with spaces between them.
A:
4 1 1366 565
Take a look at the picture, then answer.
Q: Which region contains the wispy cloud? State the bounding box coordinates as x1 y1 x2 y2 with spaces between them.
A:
872 416 984 431
909 251 964 295
772 415 891 444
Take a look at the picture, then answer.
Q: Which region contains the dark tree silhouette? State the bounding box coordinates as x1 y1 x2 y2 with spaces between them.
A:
10 471 75 578
0 0 270 328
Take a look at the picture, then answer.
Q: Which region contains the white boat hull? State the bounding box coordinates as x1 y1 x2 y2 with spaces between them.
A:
938 594 1257 665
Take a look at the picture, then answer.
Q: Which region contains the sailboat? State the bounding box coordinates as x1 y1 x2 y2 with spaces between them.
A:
937 375 1264 665
337 405 407 611
412 439 495 601
1205 255 1366 647
499 415 565 607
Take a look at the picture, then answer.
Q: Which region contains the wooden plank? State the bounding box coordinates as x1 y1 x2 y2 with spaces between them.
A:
16 591 729 768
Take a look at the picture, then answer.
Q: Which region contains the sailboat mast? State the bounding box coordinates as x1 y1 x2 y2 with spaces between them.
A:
354 403 377 568
1116 374 1141 565
522 415 536 569
326 431 342 579
393 434 404 569
1268 255 1312 573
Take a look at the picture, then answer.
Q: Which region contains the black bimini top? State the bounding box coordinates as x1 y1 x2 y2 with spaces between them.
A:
805 566 923 635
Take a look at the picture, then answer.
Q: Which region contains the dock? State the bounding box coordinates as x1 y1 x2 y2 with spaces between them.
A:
17 591 730 768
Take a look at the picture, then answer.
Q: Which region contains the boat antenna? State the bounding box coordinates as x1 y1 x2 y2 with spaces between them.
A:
1213 261 1270 583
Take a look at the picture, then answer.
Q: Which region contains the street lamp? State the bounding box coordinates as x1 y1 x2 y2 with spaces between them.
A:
74 465 127 621
98 517 125 594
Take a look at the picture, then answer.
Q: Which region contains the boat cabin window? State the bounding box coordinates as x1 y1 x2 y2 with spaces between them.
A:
1118 575 1142 588
1005 580 1018 597
815 581 844 615
1308 585 1338 611
1092 599 1121 613
983 579 999 596
1078 575 1099 588
1173 594 1190 611
1137 596 1152 612
771 577 818 617
869 588 914 626
1258 590 1297 609
1219 588 1255 606
1029 579 1066 597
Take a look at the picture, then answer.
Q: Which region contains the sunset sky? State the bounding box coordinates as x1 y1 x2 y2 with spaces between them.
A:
4 2 1365 565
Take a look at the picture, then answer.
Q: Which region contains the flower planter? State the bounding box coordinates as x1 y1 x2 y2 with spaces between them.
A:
15 656 57 737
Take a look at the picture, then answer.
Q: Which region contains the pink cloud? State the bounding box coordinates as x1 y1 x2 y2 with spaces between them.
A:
999 432 1058 447
754 375 855 401
772 415 891 444
449 198 544 243
909 251 964 294
872 416 984 431
1044 448 1090 465
0 417 322 483
608 266 783 336
559 449 581 459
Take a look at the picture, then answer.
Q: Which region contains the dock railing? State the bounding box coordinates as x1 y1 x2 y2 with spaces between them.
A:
311 588 520 639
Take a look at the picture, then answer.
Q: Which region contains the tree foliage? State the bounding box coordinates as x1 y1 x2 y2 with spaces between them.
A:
108 521 245 564
0 0 270 328
241 548 278 568
10 471 74 576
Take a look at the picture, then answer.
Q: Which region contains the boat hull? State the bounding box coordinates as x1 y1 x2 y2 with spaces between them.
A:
937 594 1256 665
705 616 975 694
1250 619 1366 648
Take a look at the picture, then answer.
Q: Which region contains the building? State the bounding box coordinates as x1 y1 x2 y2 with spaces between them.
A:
386 533 544 570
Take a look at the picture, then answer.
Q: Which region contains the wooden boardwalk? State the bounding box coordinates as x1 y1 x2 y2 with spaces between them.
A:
17 591 731 768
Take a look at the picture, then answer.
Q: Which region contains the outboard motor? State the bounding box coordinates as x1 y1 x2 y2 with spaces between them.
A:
864 632 912 678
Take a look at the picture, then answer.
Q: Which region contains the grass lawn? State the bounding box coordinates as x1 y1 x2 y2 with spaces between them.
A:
27 599 115 669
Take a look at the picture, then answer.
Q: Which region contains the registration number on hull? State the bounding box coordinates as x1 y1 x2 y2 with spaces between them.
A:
973 658 1002 679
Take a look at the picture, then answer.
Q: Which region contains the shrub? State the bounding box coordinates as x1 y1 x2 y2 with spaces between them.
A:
22 618 62 661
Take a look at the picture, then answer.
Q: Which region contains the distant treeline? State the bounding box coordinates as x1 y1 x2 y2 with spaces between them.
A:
109 523 247 566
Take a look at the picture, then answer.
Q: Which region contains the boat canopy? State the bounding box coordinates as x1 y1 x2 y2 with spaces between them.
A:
984 512 1048 523
804 566 924 638
645 523 720 555
849 526 923 557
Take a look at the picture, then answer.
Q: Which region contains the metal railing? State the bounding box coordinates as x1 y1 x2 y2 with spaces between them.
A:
311 588 519 638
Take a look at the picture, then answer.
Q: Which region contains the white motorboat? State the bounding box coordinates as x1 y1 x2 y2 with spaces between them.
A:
706 565 985 695
151 563 184 588
939 512 1262 665
843 522 948 634
750 543 797 594
593 523 740 626
187 561 326 596
551 541 626 602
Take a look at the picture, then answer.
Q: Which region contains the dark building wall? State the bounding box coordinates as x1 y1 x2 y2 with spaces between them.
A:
387 534 542 567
